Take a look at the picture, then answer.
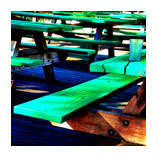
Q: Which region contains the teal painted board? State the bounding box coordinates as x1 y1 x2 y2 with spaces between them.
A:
126 58 146 77
90 53 130 73
13 73 139 123
11 56 43 67
44 36 121 45
20 42 96 55
90 49 146 75
11 20 74 32
11 11 137 24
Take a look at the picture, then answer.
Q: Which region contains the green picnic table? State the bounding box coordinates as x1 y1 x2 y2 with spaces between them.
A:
11 11 139 58
11 19 82 82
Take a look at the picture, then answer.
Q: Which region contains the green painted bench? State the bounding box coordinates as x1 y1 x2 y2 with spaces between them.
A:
20 42 96 63
90 49 146 77
13 73 140 123
44 36 121 46
11 56 43 67
61 30 146 40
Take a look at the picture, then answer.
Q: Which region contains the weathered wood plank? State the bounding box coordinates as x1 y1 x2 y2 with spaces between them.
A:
51 109 146 145
98 110 146 145
123 80 146 115
51 110 122 140
14 74 139 123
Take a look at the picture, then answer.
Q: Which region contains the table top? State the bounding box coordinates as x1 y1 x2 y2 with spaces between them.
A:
52 11 146 20
90 49 146 77
11 11 138 25
11 20 81 32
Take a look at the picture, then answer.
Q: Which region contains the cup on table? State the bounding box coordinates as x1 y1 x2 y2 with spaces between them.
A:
129 39 144 61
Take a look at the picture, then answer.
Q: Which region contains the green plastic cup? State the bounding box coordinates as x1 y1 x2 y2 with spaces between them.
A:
129 39 144 61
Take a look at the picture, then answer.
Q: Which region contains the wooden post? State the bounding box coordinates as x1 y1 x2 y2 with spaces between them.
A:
34 32 55 82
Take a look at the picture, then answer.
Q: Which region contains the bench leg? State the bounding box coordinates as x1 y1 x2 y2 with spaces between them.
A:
89 54 97 64
34 32 55 82
106 24 115 58
43 64 55 82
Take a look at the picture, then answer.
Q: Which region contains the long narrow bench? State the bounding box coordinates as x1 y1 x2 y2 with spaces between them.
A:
20 42 95 55
61 30 146 40
44 36 121 46
13 73 140 123
11 56 43 67
20 42 96 63
90 49 146 77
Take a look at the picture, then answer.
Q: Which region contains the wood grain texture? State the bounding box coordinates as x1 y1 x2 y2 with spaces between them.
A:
123 80 146 115
98 111 146 145
51 110 122 140
14 73 139 123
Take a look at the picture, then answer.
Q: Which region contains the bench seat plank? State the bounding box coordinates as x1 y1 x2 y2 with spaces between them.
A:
20 42 96 55
14 73 139 123
11 56 43 67
64 30 146 38
44 36 121 46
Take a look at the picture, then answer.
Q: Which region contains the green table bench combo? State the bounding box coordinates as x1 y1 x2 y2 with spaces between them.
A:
12 11 146 145
20 36 121 63
13 72 145 145
11 11 139 58
11 19 84 81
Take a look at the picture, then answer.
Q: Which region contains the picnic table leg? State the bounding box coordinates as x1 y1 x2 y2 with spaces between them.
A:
11 30 22 57
90 26 104 62
33 32 55 82
106 24 114 58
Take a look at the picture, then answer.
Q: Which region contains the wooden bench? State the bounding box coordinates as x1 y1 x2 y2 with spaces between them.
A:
20 42 97 63
11 56 43 87
13 73 140 123
61 30 146 40
11 56 43 67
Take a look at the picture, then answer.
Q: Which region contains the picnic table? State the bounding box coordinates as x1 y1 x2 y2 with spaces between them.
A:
11 19 82 82
90 49 146 77
11 11 139 58
12 11 146 145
